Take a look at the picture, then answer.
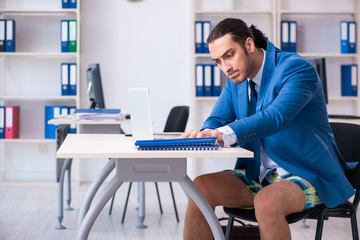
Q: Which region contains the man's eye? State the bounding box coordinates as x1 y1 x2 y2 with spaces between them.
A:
227 53 233 58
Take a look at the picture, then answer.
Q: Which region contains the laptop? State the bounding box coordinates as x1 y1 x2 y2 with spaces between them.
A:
128 88 181 140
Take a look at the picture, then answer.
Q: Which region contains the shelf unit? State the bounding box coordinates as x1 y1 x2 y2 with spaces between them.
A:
0 0 80 181
278 0 360 116
191 0 360 131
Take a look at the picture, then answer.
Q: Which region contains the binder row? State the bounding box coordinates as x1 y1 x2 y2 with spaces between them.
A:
0 19 16 52
61 63 77 96
196 64 222 97
61 20 77 52
0 106 20 139
340 21 357 54
195 20 211 53
45 106 76 139
135 137 219 151
341 64 358 96
281 21 297 52
62 0 77 9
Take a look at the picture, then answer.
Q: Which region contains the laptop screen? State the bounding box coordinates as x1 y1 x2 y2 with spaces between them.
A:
128 88 154 140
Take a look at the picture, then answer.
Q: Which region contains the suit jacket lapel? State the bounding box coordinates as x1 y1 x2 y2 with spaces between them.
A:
257 41 276 112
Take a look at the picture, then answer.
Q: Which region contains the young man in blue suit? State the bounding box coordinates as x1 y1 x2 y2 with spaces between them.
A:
182 18 356 239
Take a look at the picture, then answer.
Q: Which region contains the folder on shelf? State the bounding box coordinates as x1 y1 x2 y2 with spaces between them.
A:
195 21 202 53
61 20 69 52
5 106 20 139
341 64 358 96
135 137 219 151
0 20 5 52
5 19 15 52
289 21 297 52
45 106 67 139
281 21 289 52
68 106 76 133
69 63 77 95
196 64 204 96
349 21 357 54
62 0 70 8
212 65 221 96
0 106 4 139
69 0 77 8
340 21 351 54
202 21 211 54
61 63 69 95
68 20 77 52
204 64 212 96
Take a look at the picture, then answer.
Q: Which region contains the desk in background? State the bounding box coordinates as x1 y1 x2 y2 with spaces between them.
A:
57 134 253 240
48 115 130 229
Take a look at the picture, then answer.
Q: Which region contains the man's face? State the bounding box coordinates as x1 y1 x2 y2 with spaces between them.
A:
209 34 255 84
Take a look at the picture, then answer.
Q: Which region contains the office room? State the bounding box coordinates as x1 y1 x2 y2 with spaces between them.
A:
0 0 360 239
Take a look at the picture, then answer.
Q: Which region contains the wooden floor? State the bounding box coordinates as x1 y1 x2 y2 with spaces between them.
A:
0 181 357 240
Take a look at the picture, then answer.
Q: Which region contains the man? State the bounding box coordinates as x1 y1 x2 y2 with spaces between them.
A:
181 18 356 240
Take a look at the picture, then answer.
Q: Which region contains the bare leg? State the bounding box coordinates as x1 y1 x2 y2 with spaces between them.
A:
184 171 254 240
254 180 305 240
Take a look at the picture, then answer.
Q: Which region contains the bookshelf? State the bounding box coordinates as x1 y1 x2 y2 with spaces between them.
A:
0 0 80 181
190 0 360 176
191 0 360 129
278 0 360 116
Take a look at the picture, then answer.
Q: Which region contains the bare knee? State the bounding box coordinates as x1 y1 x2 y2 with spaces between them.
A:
254 190 286 224
192 173 221 207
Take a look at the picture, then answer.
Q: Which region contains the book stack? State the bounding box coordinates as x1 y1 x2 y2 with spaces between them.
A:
61 19 77 52
61 63 77 96
196 64 222 97
73 108 125 121
0 19 15 52
340 21 357 54
195 20 211 53
45 105 76 139
0 106 20 139
135 137 219 151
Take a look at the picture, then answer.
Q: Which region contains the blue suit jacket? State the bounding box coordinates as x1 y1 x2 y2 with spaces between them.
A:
202 41 356 208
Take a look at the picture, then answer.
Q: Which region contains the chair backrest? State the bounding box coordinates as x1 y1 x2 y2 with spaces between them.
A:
330 122 360 206
163 106 189 132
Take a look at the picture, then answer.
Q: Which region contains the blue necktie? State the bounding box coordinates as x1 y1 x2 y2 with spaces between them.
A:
245 79 260 180
248 80 257 116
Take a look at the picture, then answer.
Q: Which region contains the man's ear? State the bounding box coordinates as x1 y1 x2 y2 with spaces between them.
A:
245 37 256 53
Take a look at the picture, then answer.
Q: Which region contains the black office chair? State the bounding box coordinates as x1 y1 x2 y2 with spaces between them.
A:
108 106 190 223
223 122 360 240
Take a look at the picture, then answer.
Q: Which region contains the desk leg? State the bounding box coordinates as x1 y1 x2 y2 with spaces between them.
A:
179 176 225 240
137 182 147 229
77 158 116 228
77 176 123 240
56 158 72 230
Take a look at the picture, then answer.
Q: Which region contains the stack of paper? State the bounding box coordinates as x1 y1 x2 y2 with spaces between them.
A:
73 109 125 121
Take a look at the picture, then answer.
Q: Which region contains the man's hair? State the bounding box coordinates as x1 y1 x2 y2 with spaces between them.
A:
207 18 268 50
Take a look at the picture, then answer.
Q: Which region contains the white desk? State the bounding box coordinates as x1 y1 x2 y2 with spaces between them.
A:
57 134 253 240
49 115 130 229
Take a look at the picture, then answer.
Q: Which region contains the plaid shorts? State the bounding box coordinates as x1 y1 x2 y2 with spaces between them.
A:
227 169 323 210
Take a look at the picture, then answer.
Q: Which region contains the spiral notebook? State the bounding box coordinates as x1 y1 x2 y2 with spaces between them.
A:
135 137 219 151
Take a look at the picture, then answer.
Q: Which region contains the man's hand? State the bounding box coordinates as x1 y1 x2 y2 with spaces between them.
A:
180 129 223 144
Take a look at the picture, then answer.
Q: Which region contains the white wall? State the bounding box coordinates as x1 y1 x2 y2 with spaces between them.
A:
77 0 194 181
80 0 192 133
